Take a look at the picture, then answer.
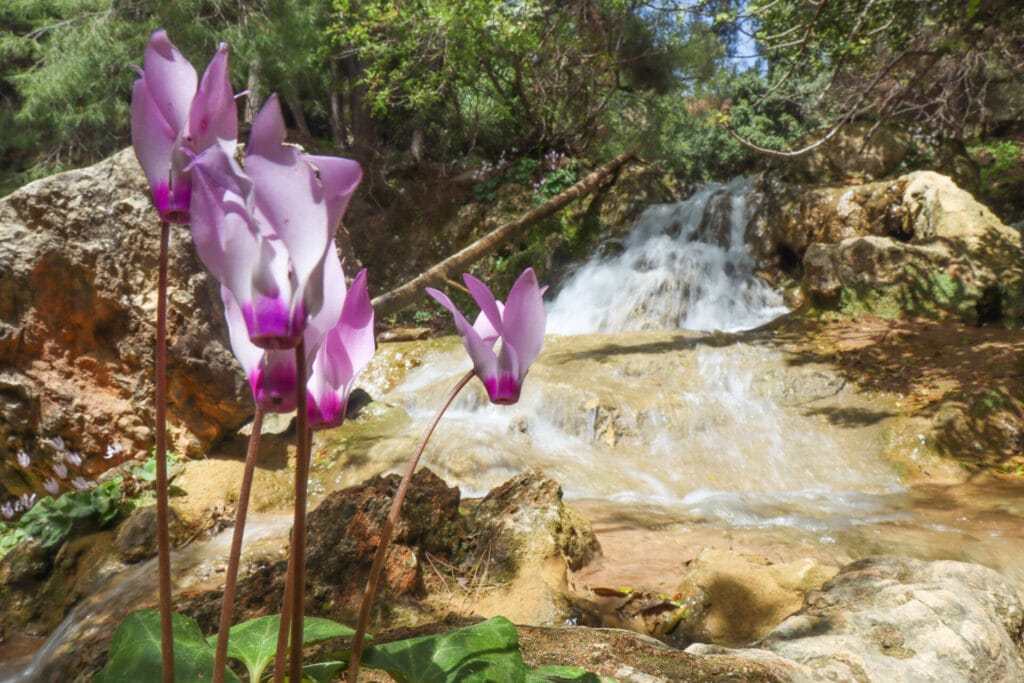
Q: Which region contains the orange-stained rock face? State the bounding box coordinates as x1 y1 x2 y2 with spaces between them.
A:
0 148 275 482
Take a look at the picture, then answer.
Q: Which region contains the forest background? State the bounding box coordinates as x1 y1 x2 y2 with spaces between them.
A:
2 0 1022 271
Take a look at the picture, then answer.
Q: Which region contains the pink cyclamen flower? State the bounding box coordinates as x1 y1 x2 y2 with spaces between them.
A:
223 286 298 413
222 245 374 422
131 28 237 224
189 94 361 349
426 268 546 404
42 478 60 497
307 269 376 429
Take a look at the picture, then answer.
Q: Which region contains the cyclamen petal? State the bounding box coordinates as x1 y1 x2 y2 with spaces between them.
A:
222 287 297 413
190 96 362 350
463 273 504 337
131 29 236 224
187 144 255 283
304 245 348 351
245 96 332 305
188 43 237 153
304 155 363 232
425 287 500 385
307 269 376 429
427 268 545 405
471 303 502 345
140 29 197 133
494 268 546 378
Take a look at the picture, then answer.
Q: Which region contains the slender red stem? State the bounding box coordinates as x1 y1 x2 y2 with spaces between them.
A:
213 407 264 683
289 342 311 682
272 540 295 683
155 220 174 683
346 370 475 682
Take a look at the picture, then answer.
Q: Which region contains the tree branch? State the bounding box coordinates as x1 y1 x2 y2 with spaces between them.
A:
371 151 637 317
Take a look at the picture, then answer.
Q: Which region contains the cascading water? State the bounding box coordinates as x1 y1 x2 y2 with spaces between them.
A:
547 178 788 334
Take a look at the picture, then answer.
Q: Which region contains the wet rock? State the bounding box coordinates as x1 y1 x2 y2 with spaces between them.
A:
572 550 837 650
0 538 53 587
761 171 1024 325
462 468 601 625
113 505 185 564
671 550 838 647
174 467 464 634
0 148 255 471
755 178 910 272
0 530 120 637
689 555 1024 682
802 236 980 319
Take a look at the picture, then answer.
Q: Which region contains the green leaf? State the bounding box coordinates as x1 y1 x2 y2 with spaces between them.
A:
205 614 356 682
94 608 240 683
527 665 612 682
302 660 346 683
361 616 528 683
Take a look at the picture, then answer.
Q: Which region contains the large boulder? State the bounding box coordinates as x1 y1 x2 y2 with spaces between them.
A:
0 148 253 478
466 468 602 625
759 171 1024 324
689 555 1024 682
783 122 915 183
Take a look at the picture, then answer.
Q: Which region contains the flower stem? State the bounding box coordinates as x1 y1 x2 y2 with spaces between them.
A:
346 369 475 683
289 342 311 683
155 220 174 683
213 407 264 683
272 543 295 683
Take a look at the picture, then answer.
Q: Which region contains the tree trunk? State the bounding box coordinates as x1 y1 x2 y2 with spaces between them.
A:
245 65 262 124
371 151 637 317
329 62 346 148
286 95 311 138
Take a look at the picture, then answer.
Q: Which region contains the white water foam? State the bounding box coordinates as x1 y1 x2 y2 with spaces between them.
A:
547 178 789 335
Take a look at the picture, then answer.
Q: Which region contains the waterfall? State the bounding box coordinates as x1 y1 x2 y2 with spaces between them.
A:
547 178 789 335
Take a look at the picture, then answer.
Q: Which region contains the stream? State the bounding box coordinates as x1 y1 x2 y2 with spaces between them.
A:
324 178 1024 599
7 179 1024 679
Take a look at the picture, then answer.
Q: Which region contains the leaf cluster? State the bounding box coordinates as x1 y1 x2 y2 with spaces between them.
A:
743 0 1024 145
13 480 121 549
97 610 609 682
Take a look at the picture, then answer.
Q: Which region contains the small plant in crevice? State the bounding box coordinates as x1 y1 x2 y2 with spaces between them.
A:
0 439 180 559
472 149 579 205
